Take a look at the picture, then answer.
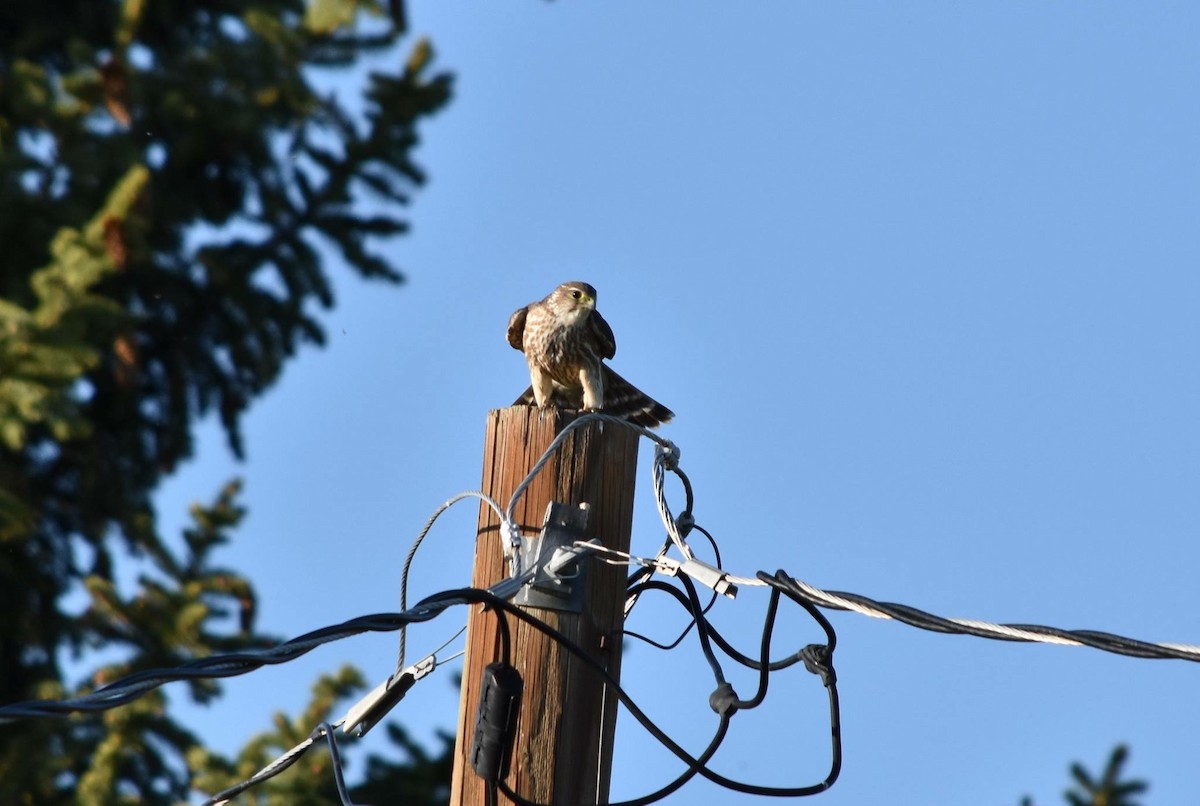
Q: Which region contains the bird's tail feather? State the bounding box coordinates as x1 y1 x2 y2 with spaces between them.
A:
601 367 673 428
511 367 673 429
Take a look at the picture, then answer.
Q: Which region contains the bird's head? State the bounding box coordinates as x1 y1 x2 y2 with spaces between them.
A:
552 281 597 322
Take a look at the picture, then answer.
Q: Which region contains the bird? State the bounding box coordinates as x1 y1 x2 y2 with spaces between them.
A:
507 281 673 428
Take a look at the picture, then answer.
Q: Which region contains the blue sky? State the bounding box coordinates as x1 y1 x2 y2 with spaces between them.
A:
156 3 1199 803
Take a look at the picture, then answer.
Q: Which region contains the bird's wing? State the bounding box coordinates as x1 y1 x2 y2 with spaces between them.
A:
590 310 617 359
506 306 529 351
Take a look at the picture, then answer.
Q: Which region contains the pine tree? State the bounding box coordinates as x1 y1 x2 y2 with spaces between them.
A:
0 1 451 802
1063 745 1147 806
1020 744 1148 806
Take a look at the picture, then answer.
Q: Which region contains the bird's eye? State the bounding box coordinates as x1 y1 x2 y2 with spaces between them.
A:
571 290 581 299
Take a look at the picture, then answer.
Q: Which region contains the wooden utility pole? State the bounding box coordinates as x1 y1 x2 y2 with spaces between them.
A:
449 407 639 805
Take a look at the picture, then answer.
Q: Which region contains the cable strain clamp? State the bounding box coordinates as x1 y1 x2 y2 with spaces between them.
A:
678 557 738 599
656 440 681 470
340 654 435 737
500 520 523 560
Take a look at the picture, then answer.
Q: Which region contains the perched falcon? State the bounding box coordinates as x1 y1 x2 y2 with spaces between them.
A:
507 281 673 428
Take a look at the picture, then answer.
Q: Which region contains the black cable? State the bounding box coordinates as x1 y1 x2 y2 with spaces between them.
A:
433 587 744 803
730 584 781 711
5 582 731 792
4 578 844 804
672 465 696 522
502 573 843 800
618 571 839 797
489 600 513 668
692 681 842 799
319 721 360 806
494 559 737 806
692 523 723 568
623 523 723 651
707 618 809 673
624 460 698 614
621 580 702 651
469 575 842 803
605 569 843 800
201 722 362 806
675 572 728 687
202 600 513 804
498 714 732 806
0 610 445 721
763 572 839 657
668 570 842 799
623 579 809 674
204 600 513 805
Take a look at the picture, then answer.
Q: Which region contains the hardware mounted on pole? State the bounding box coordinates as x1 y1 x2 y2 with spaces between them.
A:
450 406 640 805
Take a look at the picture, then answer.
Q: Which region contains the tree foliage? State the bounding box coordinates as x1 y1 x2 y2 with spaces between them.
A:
1020 744 1149 806
1063 745 1148 806
0 0 451 801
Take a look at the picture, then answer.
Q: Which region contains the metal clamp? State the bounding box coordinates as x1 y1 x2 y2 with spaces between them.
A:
655 556 738 599
513 501 592 613
341 654 437 737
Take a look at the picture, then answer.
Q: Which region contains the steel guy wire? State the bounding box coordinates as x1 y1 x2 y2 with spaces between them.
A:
204 720 357 806
397 489 506 674
203 643 466 805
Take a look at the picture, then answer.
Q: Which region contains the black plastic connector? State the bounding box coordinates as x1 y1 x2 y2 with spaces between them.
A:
470 662 523 783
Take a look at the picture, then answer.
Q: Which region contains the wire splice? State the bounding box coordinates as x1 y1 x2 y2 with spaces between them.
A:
800 644 836 687
708 682 739 716
470 662 523 783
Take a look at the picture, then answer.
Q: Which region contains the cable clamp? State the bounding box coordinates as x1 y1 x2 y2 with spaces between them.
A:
800 644 836 687
653 556 682 576
656 556 738 599
655 441 681 470
500 519 523 560
340 654 436 737
547 538 600 577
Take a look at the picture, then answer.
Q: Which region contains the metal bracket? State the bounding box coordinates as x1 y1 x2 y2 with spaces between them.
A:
340 654 436 738
513 501 591 613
